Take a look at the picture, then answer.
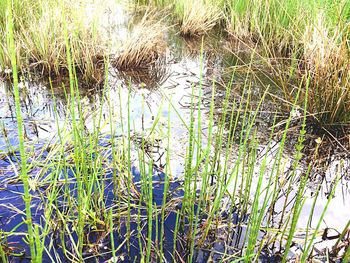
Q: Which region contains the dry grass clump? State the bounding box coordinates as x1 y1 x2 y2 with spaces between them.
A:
0 0 106 83
178 0 223 37
226 18 252 41
22 7 104 79
113 12 167 70
302 16 350 124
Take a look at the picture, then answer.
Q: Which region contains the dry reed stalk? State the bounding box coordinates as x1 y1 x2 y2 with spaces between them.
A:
302 15 350 123
226 20 252 40
303 17 346 77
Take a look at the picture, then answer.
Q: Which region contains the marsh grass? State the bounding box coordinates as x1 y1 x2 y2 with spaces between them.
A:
136 0 225 36
2 0 349 127
301 19 350 125
1 0 106 83
4 56 344 262
225 29 350 127
176 0 224 37
113 11 168 70
226 0 350 45
133 0 350 125
224 0 350 126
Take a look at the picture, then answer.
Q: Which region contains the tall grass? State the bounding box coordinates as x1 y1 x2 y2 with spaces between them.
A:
223 0 350 125
226 0 350 43
301 18 350 125
262 11 350 126
6 0 36 261
1 0 105 82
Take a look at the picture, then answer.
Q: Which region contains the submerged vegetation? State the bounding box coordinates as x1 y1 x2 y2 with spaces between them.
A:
0 0 350 262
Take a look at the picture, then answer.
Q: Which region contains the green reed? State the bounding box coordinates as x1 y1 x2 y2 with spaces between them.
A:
6 0 36 261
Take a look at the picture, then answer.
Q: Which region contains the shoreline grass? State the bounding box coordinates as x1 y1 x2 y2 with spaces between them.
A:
1 0 350 126
0 0 107 83
229 0 350 126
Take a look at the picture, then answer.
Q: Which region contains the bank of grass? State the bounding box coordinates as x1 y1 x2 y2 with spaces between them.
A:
2 0 350 125
225 0 350 125
175 0 224 36
137 0 225 36
226 0 350 45
1 1 170 81
221 3 349 127
0 0 106 83
301 19 350 125
134 0 350 125
226 35 350 127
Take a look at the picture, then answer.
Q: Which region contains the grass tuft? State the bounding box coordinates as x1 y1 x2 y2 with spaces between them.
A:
1 0 106 83
176 0 223 37
113 11 168 70
302 17 350 124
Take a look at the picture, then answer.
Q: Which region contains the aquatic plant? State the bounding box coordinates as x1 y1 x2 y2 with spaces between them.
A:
3 54 344 263
6 0 36 261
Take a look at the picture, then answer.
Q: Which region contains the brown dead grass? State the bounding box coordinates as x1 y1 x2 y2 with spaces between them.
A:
113 11 168 70
302 15 350 124
180 0 223 37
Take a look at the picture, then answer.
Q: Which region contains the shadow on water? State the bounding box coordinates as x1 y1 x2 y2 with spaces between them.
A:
0 147 216 262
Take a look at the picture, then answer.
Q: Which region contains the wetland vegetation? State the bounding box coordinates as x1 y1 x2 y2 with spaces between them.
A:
0 0 349 262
